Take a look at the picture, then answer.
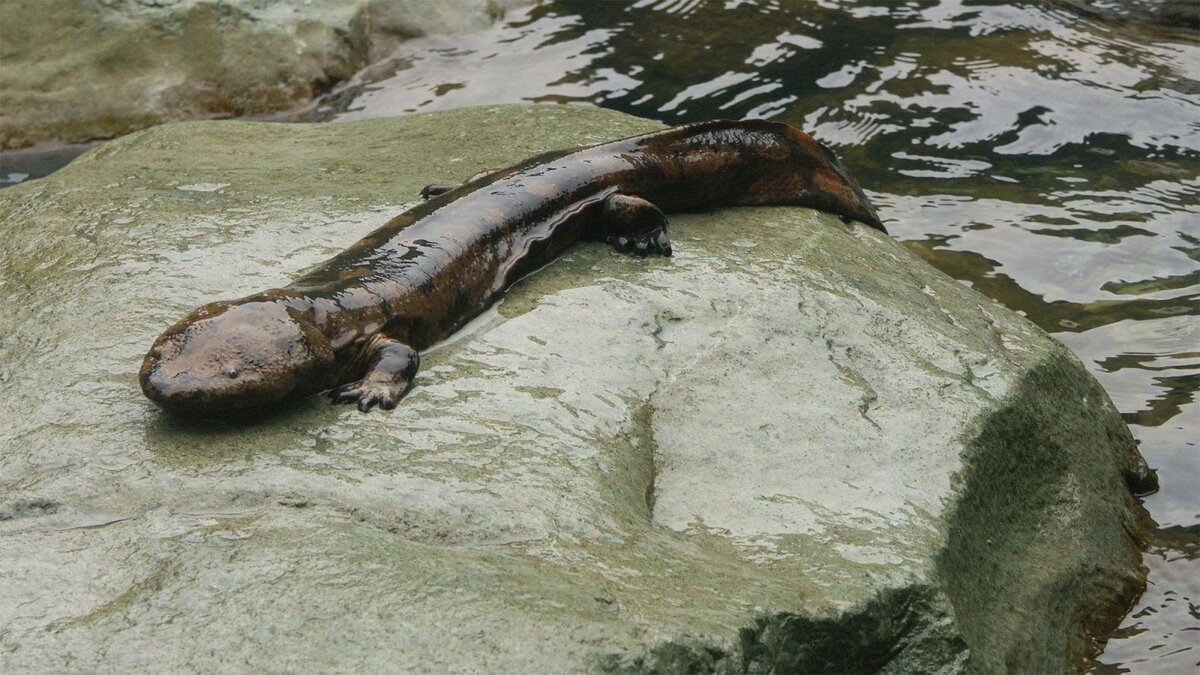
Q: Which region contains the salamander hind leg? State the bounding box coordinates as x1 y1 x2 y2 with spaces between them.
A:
603 193 672 257
329 338 419 412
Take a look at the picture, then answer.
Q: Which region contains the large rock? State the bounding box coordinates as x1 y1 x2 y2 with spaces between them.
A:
0 0 524 149
0 105 1154 672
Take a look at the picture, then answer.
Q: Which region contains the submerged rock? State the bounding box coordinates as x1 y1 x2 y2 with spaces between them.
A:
0 0 524 149
0 104 1154 672
1053 0 1200 28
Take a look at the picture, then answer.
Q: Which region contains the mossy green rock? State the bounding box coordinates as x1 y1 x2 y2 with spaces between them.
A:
0 105 1152 672
0 0 522 149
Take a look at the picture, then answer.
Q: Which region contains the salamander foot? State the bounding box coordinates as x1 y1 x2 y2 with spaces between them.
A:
328 338 419 412
330 380 408 412
603 193 672 257
610 227 672 257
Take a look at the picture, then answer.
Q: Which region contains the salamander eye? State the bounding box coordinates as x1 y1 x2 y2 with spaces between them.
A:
226 367 239 379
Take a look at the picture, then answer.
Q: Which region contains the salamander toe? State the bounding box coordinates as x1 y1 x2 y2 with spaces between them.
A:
612 224 672 258
329 380 402 412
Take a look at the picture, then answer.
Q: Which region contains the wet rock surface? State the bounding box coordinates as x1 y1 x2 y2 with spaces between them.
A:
0 0 522 149
0 104 1153 672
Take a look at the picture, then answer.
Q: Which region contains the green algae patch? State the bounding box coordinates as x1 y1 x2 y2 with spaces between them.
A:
938 356 1154 672
0 104 1152 672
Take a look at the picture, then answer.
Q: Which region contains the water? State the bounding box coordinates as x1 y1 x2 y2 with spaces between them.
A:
3 0 1197 669
323 0 1197 670
0 141 99 187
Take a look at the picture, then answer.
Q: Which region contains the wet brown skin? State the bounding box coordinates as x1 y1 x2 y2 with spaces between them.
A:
140 119 885 416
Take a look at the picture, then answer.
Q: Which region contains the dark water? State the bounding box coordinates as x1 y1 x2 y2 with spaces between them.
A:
325 0 1197 670
0 142 97 187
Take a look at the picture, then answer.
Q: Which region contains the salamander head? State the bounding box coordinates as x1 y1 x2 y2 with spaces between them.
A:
140 300 337 416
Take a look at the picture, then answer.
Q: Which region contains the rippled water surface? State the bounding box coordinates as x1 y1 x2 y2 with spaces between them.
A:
324 0 1199 670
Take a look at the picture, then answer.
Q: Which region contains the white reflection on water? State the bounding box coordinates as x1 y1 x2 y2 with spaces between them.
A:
335 13 619 120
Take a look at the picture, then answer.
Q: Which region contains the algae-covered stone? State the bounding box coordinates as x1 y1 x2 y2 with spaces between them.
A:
0 104 1153 672
0 0 524 149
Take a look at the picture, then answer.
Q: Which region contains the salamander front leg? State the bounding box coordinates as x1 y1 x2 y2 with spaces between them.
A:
328 338 419 412
420 168 503 199
603 193 672 257
419 184 458 199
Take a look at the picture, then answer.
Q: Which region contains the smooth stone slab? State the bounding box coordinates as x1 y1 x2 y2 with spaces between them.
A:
0 104 1152 672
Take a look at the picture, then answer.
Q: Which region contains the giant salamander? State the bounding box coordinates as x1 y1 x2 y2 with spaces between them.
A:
140 120 885 416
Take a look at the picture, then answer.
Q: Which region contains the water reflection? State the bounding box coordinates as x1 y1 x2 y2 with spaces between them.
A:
325 0 1197 668
332 13 621 119
1093 525 1200 673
